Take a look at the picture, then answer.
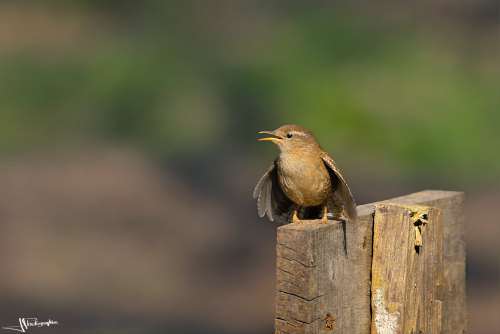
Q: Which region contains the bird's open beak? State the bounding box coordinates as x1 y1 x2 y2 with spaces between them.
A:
258 131 283 142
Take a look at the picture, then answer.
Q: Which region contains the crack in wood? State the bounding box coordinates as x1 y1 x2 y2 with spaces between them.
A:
291 316 322 325
276 315 322 326
277 236 309 251
277 266 299 278
277 242 306 255
276 316 297 328
277 289 326 302
281 279 301 289
277 254 316 268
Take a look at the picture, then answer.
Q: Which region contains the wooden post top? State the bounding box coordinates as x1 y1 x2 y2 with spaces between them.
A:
275 189 466 334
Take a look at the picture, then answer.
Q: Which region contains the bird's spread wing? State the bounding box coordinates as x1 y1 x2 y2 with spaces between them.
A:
253 161 274 218
253 161 295 224
320 152 357 221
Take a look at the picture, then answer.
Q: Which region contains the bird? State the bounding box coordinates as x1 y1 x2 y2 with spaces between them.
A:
253 125 357 224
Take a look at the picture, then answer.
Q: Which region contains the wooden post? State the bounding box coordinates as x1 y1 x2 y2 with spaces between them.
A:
371 203 442 333
274 190 466 334
275 208 373 333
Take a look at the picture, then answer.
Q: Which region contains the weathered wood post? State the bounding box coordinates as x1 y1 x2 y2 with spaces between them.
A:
275 190 466 334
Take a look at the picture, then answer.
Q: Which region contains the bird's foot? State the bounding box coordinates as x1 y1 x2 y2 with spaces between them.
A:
292 204 303 224
319 201 328 224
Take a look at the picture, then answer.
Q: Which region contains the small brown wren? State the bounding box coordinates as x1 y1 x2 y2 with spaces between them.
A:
254 125 357 224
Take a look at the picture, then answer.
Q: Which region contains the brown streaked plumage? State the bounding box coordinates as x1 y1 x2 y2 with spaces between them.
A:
253 125 357 224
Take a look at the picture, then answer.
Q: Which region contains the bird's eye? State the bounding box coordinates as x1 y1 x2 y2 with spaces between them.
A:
287 133 293 138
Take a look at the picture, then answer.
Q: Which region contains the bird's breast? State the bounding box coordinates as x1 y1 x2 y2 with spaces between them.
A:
277 154 333 207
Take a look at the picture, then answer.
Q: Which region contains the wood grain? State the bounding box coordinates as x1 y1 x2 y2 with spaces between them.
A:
383 190 466 333
371 203 442 334
275 211 373 333
274 190 466 333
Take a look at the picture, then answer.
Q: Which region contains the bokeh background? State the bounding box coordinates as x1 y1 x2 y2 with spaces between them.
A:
0 1 498 333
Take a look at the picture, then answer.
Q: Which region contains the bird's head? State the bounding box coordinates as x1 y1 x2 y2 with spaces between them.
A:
259 125 320 153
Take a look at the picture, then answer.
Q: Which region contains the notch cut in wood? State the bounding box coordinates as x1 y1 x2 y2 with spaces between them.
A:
409 206 430 253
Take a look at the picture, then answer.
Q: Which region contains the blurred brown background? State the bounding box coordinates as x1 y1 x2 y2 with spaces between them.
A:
0 1 498 333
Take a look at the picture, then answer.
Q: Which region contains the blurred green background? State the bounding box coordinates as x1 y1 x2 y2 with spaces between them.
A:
0 1 498 333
